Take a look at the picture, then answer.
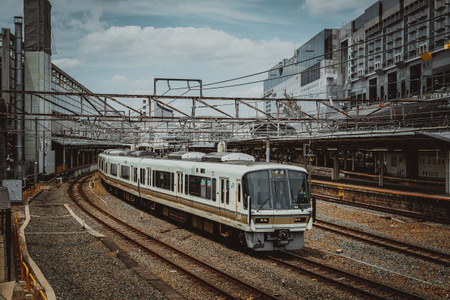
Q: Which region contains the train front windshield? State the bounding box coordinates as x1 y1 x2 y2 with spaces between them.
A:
242 169 309 210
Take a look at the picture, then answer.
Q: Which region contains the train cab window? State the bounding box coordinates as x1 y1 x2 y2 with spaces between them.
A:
288 170 309 207
140 168 145 185
242 171 270 210
272 170 289 209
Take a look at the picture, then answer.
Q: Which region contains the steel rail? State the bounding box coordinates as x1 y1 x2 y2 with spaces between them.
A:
69 176 278 300
269 251 426 300
315 219 450 266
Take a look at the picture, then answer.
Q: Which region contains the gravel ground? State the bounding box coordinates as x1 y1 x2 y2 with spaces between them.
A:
14 177 450 299
16 183 169 300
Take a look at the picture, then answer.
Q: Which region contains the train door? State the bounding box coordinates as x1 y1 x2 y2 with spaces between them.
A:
176 172 183 202
219 177 230 219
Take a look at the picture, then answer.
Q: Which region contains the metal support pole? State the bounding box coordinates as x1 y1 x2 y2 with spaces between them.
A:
34 118 38 185
446 149 450 195
379 151 384 187
332 151 340 181
14 17 24 178
63 146 66 171
266 139 270 163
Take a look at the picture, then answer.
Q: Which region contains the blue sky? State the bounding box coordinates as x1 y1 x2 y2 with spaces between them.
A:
1 0 375 102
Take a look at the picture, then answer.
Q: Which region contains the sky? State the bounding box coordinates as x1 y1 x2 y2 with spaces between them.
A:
1 0 376 108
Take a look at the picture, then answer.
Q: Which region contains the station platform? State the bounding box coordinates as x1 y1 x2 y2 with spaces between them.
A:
312 174 450 201
311 173 450 223
0 235 14 300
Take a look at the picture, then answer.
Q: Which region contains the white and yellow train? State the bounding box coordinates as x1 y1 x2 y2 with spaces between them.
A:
98 149 314 251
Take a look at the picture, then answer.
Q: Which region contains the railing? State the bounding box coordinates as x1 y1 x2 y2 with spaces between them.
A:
14 214 48 300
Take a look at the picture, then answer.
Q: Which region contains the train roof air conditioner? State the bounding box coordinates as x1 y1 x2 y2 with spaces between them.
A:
168 151 205 160
201 152 255 162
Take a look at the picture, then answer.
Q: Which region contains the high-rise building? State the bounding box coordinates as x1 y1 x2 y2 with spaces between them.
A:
264 0 450 116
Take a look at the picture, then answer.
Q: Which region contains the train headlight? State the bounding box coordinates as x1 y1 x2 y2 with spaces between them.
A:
294 217 306 223
255 218 269 223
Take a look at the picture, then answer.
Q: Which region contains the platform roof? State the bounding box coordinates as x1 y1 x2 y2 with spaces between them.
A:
52 138 123 148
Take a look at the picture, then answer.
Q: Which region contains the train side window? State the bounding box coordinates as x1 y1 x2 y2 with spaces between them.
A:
206 178 212 199
220 179 229 204
140 168 145 185
226 180 229 205
147 168 151 186
133 167 138 183
177 173 183 194
171 173 174 191
185 175 189 194
201 178 207 198
110 163 117 177
220 179 224 203
237 183 241 203
121 165 130 181
189 175 201 197
212 179 216 201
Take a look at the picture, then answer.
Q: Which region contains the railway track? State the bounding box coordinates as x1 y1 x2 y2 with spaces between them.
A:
69 175 278 300
315 219 450 266
267 251 426 300
314 193 450 224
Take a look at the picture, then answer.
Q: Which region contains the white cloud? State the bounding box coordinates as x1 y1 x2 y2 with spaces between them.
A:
52 58 82 69
302 0 374 16
80 26 294 72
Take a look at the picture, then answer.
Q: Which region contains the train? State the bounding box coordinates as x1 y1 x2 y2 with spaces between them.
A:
98 149 314 251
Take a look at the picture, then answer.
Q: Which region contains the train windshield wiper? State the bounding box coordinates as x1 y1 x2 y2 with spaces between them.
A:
257 197 270 212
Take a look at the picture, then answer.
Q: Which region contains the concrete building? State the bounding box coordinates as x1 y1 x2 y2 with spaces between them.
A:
264 29 343 119
264 0 450 114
